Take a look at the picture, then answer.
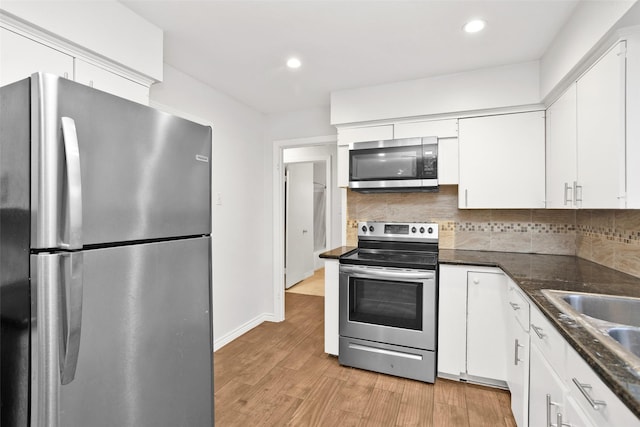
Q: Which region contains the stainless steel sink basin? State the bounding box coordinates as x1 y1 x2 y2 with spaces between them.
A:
558 293 640 327
608 327 640 359
542 290 640 373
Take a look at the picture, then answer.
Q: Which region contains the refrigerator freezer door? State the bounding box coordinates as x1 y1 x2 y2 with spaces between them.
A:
31 73 212 249
31 237 213 427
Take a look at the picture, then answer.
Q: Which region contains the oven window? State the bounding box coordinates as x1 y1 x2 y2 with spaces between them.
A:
348 277 423 330
350 146 421 181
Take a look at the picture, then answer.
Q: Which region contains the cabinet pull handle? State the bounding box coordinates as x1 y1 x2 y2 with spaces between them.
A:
532 324 546 339
509 302 521 311
546 394 561 427
574 181 582 204
564 182 573 206
465 189 468 207
514 339 524 365
572 378 606 410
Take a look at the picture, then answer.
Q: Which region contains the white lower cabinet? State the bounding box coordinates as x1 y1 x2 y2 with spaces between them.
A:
506 280 530 427
438 264 508 386
530 344 569 427
466 271 508 383
324 259 339 355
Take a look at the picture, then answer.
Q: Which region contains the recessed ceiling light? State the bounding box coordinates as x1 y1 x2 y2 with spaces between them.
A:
463 19 486 34
286 57 302 69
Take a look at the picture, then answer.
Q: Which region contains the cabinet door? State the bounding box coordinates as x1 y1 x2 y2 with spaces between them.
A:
324 259 339 355
546 83 578 208
507 319 529 427
437 265 468 378
75 59 149 105
466 271 508 382
337 145 350 187
438 138 459 185
459 111 545 208
576 41 626 208
0 28 73 86
529 344 566 427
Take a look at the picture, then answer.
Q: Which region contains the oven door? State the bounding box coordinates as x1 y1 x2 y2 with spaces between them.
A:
339 264 436 350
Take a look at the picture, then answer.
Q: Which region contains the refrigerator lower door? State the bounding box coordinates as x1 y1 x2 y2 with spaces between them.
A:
31 237 213 427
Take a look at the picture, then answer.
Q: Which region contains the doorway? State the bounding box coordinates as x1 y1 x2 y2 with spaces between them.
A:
272 136 340 321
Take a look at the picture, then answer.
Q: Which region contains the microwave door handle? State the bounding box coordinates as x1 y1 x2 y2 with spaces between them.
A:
340 265 434 280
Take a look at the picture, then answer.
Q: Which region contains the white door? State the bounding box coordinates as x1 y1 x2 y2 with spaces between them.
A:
285 163 314 288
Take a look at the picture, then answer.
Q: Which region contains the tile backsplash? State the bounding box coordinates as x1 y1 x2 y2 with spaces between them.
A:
346 186 640 278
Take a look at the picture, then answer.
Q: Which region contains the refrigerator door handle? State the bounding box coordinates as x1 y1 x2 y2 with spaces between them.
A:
59 252 83 385
60 117 83 250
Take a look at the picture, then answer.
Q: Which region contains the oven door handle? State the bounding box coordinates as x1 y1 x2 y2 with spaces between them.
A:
340 265 435 280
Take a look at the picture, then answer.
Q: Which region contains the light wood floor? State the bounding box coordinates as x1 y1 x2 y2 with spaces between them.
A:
286 268 325 297
214 293 517 426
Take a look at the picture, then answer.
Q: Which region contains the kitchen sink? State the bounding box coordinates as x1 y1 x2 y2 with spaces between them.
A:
542 290 640 373
556 292 640 327
608 327 640 359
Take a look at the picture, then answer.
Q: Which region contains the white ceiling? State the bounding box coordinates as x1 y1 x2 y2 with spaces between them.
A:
121 0 580 115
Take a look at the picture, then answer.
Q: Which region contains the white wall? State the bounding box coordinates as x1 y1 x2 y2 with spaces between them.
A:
540 0 637 102
267 106 335 141
150 65 271 350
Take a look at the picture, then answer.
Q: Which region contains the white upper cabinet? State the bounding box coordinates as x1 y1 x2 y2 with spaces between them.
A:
546 83 578 209
458 111 545 209
1 24 152 105
75 59 149 105
0 27 73 86
546 40 629 209
576 41 626 208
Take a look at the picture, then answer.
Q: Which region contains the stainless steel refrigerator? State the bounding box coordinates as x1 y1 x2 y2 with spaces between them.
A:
1 73 213 426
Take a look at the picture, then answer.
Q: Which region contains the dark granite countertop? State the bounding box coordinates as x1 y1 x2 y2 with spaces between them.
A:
439 249 640 419
319 246 356 259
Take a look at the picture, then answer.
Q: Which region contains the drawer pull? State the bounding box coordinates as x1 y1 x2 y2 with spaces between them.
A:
532 324 546 339
509 302 521 311
546 394 560 427
514 339 524 365
572 378 607 410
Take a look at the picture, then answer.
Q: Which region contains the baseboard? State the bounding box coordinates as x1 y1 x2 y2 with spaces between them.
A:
214 312 277 351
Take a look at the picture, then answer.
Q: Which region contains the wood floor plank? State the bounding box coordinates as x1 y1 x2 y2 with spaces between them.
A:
358 387 402 426
287 376 342 426
434 378 467 407
433 402 470 427
213 293 517 427
465 383 506 427
396 380 435 427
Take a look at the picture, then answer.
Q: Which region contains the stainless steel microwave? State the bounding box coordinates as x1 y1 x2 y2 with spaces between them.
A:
349 136 438 193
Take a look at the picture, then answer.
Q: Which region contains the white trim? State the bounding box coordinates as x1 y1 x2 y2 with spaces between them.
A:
213 313 276 351
273 134 337 322
0 10 156 87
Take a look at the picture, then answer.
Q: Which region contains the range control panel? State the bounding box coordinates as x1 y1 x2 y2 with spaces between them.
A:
358 221 439 242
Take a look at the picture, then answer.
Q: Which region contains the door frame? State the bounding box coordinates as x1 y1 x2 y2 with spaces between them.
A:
272 134 337 322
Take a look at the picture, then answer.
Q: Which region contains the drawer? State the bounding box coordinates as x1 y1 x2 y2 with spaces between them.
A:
530 305 566 380
566 345 639 427
507 280 529 332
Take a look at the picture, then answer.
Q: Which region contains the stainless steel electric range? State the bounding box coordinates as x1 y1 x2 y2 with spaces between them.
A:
339 221 439 383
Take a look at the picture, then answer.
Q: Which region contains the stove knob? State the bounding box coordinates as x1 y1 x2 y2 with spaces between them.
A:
361 225 367 233
369 226 375 232
428 227 434 234
419 227 425 234
411 226 417 233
